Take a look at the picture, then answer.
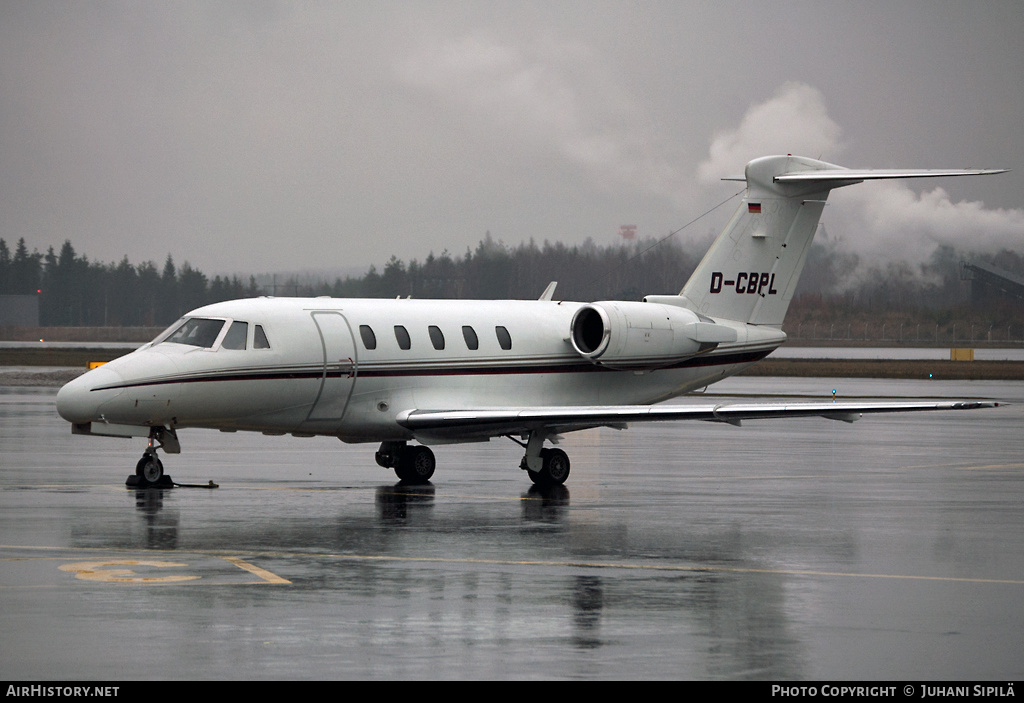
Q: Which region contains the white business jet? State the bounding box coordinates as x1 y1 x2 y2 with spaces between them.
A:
56 155 1005 487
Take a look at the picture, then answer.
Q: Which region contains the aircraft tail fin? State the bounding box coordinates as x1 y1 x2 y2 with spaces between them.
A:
676 155 1006 326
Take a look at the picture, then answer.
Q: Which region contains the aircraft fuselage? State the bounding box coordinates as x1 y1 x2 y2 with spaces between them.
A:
56 296 781 444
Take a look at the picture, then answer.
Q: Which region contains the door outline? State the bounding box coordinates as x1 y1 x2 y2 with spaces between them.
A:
305 311 358 424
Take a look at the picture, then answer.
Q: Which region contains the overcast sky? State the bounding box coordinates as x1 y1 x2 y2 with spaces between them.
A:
2 1 1022 281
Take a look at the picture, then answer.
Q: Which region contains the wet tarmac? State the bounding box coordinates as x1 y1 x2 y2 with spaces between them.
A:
770 346 1024 361
1 377 1022 680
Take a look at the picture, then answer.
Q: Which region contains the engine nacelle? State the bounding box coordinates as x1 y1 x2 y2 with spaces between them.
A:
569 300 736 368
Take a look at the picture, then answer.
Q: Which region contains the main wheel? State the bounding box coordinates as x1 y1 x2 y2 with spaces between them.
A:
530 448 570 486
135 455 164 484
395 445 435 483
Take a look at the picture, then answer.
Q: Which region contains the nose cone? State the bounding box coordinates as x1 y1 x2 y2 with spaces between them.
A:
56 366 126 424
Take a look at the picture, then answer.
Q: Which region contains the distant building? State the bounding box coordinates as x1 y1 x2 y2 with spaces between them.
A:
0 294 39 326
961 261 1024 307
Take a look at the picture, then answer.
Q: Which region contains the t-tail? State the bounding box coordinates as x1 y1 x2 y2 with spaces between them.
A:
673 155 1006 327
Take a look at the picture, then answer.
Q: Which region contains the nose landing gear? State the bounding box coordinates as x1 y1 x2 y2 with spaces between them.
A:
126 426 179 488
134 453 165 484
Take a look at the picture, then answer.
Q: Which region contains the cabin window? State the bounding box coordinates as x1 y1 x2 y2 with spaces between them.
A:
462 325 479 350
254 325 271 349
221 321 248 350
157 317 225 349
394 325 411 350
359 325 377 350
428 325 445 350
495 326 512 350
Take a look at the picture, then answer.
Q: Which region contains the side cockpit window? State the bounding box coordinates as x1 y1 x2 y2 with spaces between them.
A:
155 318 225 349
221 321 248 350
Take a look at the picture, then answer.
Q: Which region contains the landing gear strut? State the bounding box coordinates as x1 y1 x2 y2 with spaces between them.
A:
376 442 436 484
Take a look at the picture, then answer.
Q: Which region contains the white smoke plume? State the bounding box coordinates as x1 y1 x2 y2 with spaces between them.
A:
837 182 1024 265
698 82 1023 268
698 82 844 184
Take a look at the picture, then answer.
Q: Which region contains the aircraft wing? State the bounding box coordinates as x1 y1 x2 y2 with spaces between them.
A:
396 400 998 442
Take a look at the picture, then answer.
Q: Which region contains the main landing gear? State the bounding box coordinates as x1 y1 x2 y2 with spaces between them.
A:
525 447 571 487
126 427 179 488
376 441 436 483
374 431 571 487
515 430 571 487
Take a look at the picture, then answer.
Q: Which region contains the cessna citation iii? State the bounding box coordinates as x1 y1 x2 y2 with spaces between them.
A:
56 155 1006 487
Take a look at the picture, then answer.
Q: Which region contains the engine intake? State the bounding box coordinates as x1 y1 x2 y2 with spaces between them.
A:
570 305 611 357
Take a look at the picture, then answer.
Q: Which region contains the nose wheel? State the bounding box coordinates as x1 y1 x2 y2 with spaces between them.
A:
126 427 177 488
127 451 172 487
136 454 164 483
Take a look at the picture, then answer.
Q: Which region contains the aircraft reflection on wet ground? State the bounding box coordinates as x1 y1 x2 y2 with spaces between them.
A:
1 377 1022 680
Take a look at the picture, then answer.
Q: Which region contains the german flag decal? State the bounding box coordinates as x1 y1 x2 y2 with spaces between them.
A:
748 203 761 214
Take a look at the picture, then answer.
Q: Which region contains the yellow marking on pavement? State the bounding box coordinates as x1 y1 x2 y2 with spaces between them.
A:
956 463 1024 471
58 559 199 583
5 545 1021 587
9 549 292 586
222 556 291 584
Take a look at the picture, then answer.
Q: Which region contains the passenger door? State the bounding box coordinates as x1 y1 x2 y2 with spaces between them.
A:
303 311 358 429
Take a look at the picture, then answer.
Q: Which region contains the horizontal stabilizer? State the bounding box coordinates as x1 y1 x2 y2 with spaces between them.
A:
774 167 1008 184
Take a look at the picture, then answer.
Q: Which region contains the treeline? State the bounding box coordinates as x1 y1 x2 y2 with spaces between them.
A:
0 239 259 326
327 234 701 302
1 234 1022 330
0 234 701 326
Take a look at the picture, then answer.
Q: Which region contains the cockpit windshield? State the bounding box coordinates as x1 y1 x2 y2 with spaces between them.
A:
151 318 226 348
